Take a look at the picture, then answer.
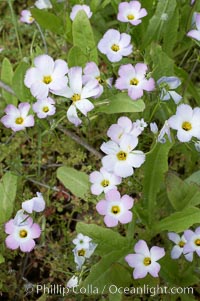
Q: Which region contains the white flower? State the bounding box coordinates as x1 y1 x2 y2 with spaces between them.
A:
183 227 200 262
168 232 192 261
70 4 92 21
83 62 103 98
35 0 52 9
73 242 97 270
66 276 78 288
150 122 158 134
101 136 145 178
157 76 182 104
89 167 122 195
24 54 68 99
20 10 34 24
22 192 45 214
168 104 200 142
72 233 91 250
134 118 147 133
194 141 200 152
55 67 99 126
32 97 56 119
157 121 172 143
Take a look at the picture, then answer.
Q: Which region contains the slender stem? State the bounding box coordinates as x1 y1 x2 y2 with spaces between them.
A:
0 80 16 96
34 21 48 54
7 0 23 59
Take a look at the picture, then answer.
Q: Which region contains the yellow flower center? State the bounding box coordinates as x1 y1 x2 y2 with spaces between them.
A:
101 179 110 187
130 78 139 85
19 229 28 238
111 44 120 52
111 205 120 214
15 117 24 125
127 14 135 20
143 257 151 266
195 239 200 246
71 94 81 102
43 75 52 84
117 151 127 161
29 17 34 22
43 106 49 113
178 241 185 248
182 121 192 131
78 249 86 256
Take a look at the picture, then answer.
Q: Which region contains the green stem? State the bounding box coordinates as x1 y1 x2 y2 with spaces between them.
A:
8 0 23 59
34 21 48 54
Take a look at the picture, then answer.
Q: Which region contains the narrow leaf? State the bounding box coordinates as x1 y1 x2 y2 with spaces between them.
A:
1 58 17 105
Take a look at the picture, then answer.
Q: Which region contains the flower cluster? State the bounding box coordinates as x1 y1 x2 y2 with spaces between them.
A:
72 233 97 270
168 227 200 262
5 192 45 252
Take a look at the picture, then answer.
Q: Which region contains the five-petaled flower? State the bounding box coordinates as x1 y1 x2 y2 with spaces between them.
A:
168 232 193 261
1 103 34 132
54 66 99 126
20 10 35 24
5 210 41 252
24 54 68 99
117 1 147 25
89 167 122 195
115 63 155 100
125 240 165 279
101 136 145 178
168 104 200 142
183 227 200 262
96 189 134 227
32 97 56 119
98 29 133 63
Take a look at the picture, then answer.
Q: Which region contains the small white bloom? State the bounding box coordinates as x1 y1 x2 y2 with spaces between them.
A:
157 121 172 143
32 97 56 119
150 122 158 134
168 232 192 261
73 242 97 270
20 10 35 24
66 276 78 288
168 104 200 142
22 192 45 214
70 4 92 21
157 76 182 104
194 141 200 152
73 233 91 250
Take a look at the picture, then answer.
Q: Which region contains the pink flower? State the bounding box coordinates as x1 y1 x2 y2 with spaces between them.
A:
35 0 52 9
117 1 147 25
96 189 134 227
22 192 45 214
115 63 155 100
183 227 200 262
98 29 133 63
187 13 200 41
89 167 122 195
24 54 68 99
70 4 92 21
101 136 145 178
20 10 34 24
168 104 200 142
1 103 34 132
125 240 165 279
5 215 41 252
32 97 56 118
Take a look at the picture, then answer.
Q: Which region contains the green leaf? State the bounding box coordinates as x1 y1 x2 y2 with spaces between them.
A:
151 44 174 80
82 249 132 293
1 58 17 105
142 0 177 48
12 62 32 102
153 207 200 234
31 8 64 35
0 254 5 264
166 172 200 210
185 170 200 186
143 140 173 224
56 166 89 199
0 172 18 224
96 93 145 114
162 8 179 56
68 46 88 68
72 10 98 64
76 222 130 255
